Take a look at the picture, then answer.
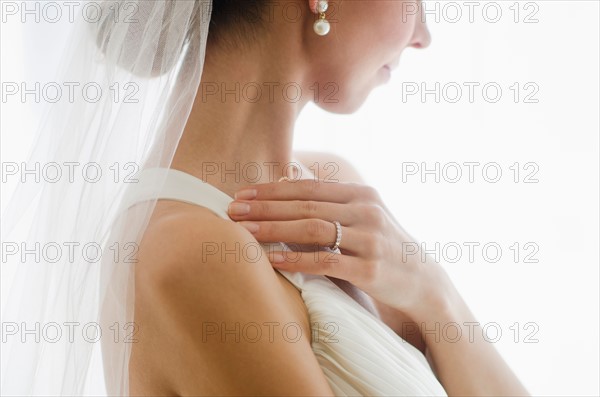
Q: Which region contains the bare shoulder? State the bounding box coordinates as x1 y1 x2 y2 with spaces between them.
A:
130 201 333 396
136 201 268 287
294 150 366 184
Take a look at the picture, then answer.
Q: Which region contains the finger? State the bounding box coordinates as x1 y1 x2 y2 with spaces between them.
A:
228 199 357 224
239 219 365 254
267 250 372 286
234 179 379 204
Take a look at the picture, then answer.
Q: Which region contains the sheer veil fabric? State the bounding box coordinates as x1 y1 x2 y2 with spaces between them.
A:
1 1 213 395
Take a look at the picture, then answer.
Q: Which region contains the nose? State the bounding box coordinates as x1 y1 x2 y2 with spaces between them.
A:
409 12 432 49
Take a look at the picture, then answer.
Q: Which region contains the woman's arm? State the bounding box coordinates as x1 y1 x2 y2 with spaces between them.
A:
246 151 530 396
135 204 335 396
409 263 530 396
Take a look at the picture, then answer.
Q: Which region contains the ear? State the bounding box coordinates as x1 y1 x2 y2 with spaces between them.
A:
308 0 319 14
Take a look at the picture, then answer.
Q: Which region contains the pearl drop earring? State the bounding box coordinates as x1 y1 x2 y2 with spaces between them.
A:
313 0 330 36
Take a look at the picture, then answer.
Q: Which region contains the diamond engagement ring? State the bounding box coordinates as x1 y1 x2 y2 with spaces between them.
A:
330 221 342 251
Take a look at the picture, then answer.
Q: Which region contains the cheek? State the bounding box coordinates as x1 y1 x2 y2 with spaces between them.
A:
312 3 416 114
377 4 417 53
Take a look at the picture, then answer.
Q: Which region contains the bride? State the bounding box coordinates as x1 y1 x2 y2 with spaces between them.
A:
1 0 530 396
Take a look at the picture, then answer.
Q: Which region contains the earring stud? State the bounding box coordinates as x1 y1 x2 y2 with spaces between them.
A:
313 0 330 36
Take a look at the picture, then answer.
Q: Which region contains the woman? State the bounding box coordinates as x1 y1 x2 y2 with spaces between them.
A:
1 0 530 396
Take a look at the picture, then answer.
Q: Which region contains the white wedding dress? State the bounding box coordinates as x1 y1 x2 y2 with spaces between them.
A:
120 167 448 396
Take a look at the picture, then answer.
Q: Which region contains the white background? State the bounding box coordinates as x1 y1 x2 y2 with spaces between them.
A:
2 1 599 396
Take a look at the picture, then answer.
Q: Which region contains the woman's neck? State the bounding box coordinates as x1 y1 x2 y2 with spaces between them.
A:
171 38 311 198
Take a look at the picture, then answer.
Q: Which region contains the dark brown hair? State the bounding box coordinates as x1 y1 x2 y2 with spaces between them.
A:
208 0 269 48
95 1 270 76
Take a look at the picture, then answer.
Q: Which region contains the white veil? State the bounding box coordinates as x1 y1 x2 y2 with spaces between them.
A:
1 1 213 395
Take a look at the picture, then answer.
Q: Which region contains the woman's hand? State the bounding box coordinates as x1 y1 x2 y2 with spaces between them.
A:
227 178 453 319
228 179 531 396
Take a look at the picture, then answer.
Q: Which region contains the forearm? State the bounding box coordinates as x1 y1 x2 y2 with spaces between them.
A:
410 266 530 397
372 299 427 355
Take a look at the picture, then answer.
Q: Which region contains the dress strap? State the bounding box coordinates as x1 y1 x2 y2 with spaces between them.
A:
120 167 306 291
121 167 234 219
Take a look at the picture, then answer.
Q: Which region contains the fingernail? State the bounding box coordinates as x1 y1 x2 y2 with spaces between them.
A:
239 222 259 233
234 189 257 200
271 253 286 263
228 202 250 216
